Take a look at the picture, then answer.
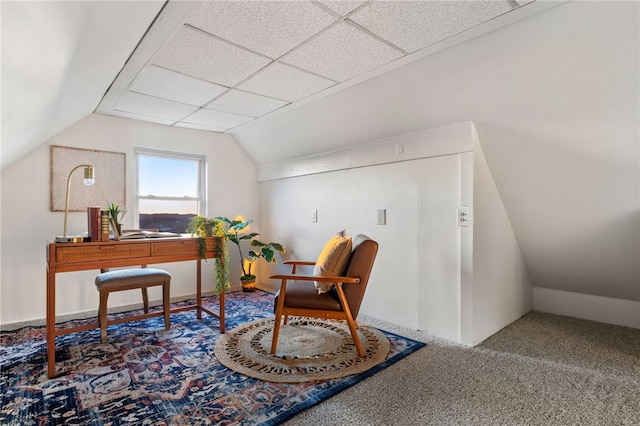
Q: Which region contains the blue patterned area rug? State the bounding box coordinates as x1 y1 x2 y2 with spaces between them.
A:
1 290 425 425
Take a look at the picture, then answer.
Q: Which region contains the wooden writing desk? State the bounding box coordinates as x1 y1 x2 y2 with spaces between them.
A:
46 236 224 378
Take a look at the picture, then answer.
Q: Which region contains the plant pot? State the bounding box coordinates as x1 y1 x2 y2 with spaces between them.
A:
241 278 256 292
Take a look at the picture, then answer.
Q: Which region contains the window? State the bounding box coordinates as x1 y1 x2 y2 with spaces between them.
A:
135 148 206 233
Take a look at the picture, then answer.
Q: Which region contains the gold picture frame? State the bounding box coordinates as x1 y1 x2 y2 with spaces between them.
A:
50 145 126 212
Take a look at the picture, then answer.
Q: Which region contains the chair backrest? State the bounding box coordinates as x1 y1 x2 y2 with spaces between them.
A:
341 234 378 318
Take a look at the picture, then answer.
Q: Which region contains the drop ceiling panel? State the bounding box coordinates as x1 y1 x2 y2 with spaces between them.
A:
182 108 254 129
282 21 404 82
114 91 198 121
131 65 228 106
97 0 538 134
350 0 514 53
187 1 337 59
238 62 336 102
111 110 178 126
319 0 368 17
152 25 271 87
206 90 289 118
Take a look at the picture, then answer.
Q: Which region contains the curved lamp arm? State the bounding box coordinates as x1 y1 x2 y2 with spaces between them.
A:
56 164 95 242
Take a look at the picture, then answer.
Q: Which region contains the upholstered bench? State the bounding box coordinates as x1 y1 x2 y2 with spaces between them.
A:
95 268 171 343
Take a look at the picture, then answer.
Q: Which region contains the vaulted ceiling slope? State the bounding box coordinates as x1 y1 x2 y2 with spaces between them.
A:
1 0 165 169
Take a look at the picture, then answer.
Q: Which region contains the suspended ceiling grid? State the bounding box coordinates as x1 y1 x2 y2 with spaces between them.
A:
97 0 534 133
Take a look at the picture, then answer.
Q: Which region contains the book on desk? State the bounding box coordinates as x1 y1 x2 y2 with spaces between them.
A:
118 230 183 239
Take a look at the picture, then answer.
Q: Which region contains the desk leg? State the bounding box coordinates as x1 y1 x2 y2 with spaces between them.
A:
46 265 56 378
196 259 202 320
220 288 225 333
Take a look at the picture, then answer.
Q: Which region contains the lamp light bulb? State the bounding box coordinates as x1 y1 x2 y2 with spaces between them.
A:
83 166 95 186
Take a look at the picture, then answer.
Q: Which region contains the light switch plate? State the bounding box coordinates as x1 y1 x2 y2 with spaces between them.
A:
377 209 386 225
311 209 318 223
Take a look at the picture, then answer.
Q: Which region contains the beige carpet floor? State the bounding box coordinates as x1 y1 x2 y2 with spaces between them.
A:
284 311 640 426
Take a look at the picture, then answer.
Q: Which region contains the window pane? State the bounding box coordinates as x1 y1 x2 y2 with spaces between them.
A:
139 213 197 233
139 155 199 197
136 149 205 233
139 200 199 233
139 199 199 215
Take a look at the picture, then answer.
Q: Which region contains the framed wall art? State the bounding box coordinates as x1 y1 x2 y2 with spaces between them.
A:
50 145 126 212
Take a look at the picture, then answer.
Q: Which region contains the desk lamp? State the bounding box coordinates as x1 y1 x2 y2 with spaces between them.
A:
55 164 95 243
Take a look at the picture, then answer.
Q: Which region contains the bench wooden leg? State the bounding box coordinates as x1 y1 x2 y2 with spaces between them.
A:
163 282 170 330
142 288 149 313
97 281 170 343
99 291 109 343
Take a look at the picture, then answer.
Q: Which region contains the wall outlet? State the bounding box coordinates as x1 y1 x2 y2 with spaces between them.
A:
377 209 386 225
311 209 318 223
457 206 470 227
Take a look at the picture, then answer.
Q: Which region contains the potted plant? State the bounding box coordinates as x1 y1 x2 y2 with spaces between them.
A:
217 215 286 292
105 201 126 236
187 216 229 295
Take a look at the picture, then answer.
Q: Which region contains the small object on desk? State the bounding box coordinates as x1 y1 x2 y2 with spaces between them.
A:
54 236 87 243
100 211 110 242
120 230 182 239
109 217 121 240
87 207 101 242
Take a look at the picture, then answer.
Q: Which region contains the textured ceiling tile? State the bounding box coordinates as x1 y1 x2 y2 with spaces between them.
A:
515 0 536 5
318 0 367 17
182 108 254 129
131 65 228 106
187 1 336 59
206 89 289 118
237 62 336 102
152 26 271 87
114 91 198 121
350 0 513 53
282 21 403 82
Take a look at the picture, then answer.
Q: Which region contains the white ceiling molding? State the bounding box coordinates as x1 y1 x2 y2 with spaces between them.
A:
256 122 474 182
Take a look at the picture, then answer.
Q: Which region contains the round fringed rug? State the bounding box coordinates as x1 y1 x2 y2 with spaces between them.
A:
214 317 390 383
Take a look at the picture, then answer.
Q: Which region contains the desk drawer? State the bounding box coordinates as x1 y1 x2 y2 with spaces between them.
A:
150 238 218 257
151 239 200 256
56 244 151 263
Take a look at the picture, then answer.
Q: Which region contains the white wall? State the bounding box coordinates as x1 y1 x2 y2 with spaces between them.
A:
0 114 259 326
533 288 640 329
257 122 531 344
471 132 532 344
257 125 474 337
259 156 462 336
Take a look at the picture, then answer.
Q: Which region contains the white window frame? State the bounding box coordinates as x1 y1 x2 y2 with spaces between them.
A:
134 148 207 229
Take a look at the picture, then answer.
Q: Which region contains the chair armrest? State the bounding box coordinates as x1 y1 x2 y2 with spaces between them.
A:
283 260 316 266
269 274 360 284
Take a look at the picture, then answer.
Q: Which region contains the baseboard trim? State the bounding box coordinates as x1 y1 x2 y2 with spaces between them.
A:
533 287 640 329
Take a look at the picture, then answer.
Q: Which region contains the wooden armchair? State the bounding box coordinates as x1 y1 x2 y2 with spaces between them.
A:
270 234 378 357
